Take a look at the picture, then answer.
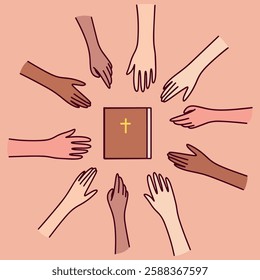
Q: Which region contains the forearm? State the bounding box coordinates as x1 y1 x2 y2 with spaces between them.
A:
136 4 155 47
210 107 253 124
38 201 71 238
205 161 247 190
75 16 99 52
164 215 190 256
8 138 50 157
191 36 228 73
113 215 130 254
20 61 56 89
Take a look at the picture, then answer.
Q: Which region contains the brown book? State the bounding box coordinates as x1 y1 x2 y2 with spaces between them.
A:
103 107 152 159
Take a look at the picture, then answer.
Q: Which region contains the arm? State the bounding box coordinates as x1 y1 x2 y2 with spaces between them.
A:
168 144 247 190
144 173 190 256
20 61 90 108
126 4 156 92
171 106 253 129
107 174 130 254
161 36 228 102
75 16 112 88
8 129 91 160
39 168 98 238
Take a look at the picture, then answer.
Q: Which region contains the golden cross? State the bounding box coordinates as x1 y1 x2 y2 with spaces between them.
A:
120 118 131 134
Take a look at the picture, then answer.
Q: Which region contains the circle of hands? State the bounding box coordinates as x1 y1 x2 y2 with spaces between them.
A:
10 5 251 257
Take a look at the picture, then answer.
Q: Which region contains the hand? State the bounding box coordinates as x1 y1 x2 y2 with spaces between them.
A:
47 129 91 160
63 167 98 210
107 173 130 254
144 173 178 220
51 76 91 108
126 44 156 92
107 173 129 219
161 64 200 102
38 168 98 238
167 144 213 174
170 105 213 129
89 48 113 89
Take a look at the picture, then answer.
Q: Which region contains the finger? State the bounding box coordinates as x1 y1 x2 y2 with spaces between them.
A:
126 59 134 75
181 122 193 127
183 85 195 101
171 118 191 125
167 151 190 159
70 100 80 108
147 174 157 197
161 82 177 98
145 70 151 89
174 163 187 170
104 69 112 85
186 144 201 155
77 170 86 181
161 86 179 102
122 184 125 196
71 150 88 155
118 175 124 193
72 78 86 86
168 155 187 166
106 65 112 76
140 71 145 92
61 129 75 138
72 144 91 150
69 153 83 159
84 189 98 200
144 194 155 207
163 77 174 90
188 125 196 129
79 167 94 184
69 136 91 142
184 106 196 114
113 173 119 192
100 70 111 88
83 168 97 189
108 61 113 68
152 66 156 84
165 177 173 193
153 172 162 192
74 92 91 106
158 174 167 191
107 188 114 201
167 153 188 161
144 71 148 90
133 68 139 92
71 96 89 108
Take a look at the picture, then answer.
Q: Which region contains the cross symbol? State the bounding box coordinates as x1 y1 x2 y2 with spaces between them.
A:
120 118 131 134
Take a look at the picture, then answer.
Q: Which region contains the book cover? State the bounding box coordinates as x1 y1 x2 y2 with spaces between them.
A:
103 107 152 159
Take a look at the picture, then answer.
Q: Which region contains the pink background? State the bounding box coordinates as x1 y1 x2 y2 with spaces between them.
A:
1 0 259 259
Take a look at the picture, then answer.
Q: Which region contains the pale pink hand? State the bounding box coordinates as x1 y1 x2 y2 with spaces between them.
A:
171 106 213 129
171 105 253 129
46 129 91 159
8 129 91 159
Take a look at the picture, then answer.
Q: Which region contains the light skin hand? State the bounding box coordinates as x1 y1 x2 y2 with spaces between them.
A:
38 168 98 238
20 61 91 108
144 173 190 256
126 4 156 92
168 144 247 190
75 16 113 89
8 129 91 160
107 174 130 254
171 106 253 129
161 36 228 102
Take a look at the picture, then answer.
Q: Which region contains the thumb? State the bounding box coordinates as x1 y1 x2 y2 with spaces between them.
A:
107 188 114 202
183 86 195 101
186 144 202 156
61 128 76 138
184 105 196 114
72 79 86 86
144 194 154 208
126 60 134 75
84 189 98 202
